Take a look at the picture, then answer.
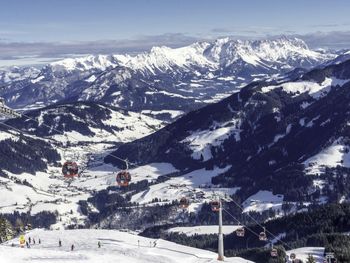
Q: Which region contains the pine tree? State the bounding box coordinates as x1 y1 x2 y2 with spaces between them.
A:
0 217 13 242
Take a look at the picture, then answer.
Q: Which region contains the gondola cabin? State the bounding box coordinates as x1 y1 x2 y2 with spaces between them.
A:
259 231 267 241
236 227 245 237
271 248 278 257
211 200 220 212
116 170 131 187
62 161 79 178
179 197 190 209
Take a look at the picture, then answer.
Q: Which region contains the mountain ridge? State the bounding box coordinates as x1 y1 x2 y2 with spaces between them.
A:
0 37 338 119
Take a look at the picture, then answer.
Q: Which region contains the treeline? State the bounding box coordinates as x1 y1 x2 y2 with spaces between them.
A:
3 211 56 230
0 135 60 175
0 211 56 243
0 217 13 243
141 203 350 262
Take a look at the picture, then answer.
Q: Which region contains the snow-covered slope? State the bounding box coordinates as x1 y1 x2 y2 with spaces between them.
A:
6 101 163 143
304 137 350 175
242 191 284 214
1 229 252 263
0 66 40 84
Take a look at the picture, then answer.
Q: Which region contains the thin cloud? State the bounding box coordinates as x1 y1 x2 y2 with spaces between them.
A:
309 24 341 28
211 28 234 33
292 31 350 49
0 33 199 60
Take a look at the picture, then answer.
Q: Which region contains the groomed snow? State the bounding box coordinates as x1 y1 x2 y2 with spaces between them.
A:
1 229 252 263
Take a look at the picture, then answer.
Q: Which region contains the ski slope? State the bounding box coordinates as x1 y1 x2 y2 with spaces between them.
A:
1 229 253 263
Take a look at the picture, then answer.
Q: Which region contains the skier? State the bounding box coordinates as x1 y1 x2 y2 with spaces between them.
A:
39 239 41 244
71 244 75 251
26 241 30 248
153 240 157 247
28 237 31 244
98 241 101 248
59 239 62 247
33 238 36 245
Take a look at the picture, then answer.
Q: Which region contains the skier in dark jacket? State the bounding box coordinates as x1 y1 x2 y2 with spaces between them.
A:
71 244 75 251
59 239 62 247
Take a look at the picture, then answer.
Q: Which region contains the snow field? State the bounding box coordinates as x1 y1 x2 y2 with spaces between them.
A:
304 138 350 175
242 191 284 214
1 229 253 263
130 166 239 212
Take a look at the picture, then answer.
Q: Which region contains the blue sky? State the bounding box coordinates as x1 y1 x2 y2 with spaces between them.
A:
1 0 350 66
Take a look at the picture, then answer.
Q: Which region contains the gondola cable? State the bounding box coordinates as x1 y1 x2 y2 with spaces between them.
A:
228 195 293 250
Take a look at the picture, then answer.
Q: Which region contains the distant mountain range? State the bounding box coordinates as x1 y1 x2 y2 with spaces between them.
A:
0 37 341 121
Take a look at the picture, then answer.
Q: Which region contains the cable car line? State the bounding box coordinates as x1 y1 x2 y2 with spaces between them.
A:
221 207 260 240
228 196 293 250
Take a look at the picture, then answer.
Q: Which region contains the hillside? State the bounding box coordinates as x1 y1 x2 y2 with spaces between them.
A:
107 58 350 203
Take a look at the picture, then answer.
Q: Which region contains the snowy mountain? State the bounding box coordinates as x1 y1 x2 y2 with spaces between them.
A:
0 66 40 85
0 37 336 119
107 58 350 204
6 101 163 142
